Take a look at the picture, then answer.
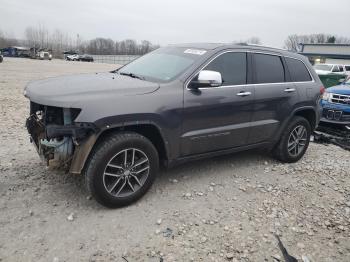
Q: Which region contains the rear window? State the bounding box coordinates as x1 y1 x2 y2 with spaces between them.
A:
254 54 285 84
285 57 312 82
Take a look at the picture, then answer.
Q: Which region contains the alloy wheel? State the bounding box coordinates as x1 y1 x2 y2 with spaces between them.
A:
103 148 150 197
287 125 307 157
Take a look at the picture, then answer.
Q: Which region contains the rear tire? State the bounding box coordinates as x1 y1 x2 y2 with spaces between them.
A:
272 116 311 163
85 132 159 208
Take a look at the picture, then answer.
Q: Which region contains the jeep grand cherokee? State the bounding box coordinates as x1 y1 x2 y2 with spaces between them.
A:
24 43 323 207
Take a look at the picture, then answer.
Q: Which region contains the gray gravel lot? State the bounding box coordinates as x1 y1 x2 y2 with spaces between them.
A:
0 58 349 262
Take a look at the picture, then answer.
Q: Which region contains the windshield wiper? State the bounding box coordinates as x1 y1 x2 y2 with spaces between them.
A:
119 72 145 80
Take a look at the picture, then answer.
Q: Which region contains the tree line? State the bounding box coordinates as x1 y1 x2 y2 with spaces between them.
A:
2 26 350 57
0 25 159 58
284 33 350 52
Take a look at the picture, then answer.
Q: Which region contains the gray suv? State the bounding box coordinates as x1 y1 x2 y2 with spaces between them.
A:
25 43 323 207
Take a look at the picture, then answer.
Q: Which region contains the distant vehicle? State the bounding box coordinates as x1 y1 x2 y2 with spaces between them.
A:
25 43 323 207
66 54 80 61
345 65 350 76
78 54 94 62
320 77 350 129
37 51 52 60
314 64 346 75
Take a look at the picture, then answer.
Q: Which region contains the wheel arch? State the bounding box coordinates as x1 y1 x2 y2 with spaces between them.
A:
273 106 317 146
70 122 169 174
293 107 317 130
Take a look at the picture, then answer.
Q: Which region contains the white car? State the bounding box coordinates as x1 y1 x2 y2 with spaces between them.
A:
313 64 346 75
36 51 52 60
66 54 79 61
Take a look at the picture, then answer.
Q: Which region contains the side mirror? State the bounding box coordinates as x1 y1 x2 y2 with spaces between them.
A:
190 70 222 88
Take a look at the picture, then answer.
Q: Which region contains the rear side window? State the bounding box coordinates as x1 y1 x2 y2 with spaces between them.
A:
285 57 312 82
204 52 247 85
346 66 350 71
339 66 344 72
254 54 285 83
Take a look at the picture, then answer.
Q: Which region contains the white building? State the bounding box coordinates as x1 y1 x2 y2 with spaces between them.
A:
299 43 350 65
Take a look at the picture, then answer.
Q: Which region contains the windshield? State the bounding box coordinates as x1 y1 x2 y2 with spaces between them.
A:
117 47 202 82
314 64 333 71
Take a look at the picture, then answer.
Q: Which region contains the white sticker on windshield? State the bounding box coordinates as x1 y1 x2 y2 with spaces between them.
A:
184 49 207 55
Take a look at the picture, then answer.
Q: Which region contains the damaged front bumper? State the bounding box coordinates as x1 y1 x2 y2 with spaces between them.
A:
26 102 97 173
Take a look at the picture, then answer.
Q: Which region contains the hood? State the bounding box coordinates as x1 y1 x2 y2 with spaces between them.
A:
327 84 350 95
25 72 160 108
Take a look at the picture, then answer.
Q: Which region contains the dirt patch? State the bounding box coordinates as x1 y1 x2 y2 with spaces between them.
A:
0 58 349 261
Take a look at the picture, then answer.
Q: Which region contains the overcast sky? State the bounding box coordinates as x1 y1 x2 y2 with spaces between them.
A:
1 0 349 47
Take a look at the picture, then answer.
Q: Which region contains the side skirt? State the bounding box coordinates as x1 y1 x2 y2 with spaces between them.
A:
167 141 272 168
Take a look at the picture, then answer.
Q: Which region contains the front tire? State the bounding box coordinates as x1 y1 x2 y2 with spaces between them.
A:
272 116 311 163
85 132 159 208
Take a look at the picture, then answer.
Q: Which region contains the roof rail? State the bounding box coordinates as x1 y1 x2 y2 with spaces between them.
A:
238 43 288 51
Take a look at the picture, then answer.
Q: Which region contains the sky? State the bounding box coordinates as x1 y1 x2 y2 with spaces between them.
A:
1 0 349 48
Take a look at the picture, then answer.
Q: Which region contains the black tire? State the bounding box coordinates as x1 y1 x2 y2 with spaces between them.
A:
85 132 159 208
272 116 311 163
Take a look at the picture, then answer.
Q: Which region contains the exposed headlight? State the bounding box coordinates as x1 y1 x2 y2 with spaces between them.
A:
322 92 332 102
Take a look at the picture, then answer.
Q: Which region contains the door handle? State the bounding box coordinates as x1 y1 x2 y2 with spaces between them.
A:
236 91 251 97
284 88 296 93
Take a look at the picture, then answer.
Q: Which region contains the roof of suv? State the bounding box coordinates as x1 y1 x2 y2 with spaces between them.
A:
171 43 304 59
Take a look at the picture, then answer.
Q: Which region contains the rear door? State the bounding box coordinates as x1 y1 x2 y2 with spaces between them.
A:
181 51 254 156
248 52 299 144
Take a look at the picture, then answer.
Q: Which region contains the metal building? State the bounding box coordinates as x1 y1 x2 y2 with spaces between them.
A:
299 43 350 65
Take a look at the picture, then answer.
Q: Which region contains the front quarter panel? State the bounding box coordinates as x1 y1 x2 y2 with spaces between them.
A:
80 81 184 161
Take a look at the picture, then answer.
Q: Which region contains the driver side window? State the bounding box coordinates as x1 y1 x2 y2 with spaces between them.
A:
204 52 247 86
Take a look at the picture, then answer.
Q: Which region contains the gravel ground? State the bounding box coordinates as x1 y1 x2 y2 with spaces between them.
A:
0 58 349 262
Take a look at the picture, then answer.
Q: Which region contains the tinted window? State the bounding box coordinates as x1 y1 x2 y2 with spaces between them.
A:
285 57 312 82
204 52 247 85
339 66 344 72
345 66 350 71
254 54 285 83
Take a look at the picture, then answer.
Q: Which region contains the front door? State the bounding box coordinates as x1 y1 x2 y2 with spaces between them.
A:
181 52 255 156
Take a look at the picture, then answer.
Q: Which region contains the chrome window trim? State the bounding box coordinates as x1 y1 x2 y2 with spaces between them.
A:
185 50 315 91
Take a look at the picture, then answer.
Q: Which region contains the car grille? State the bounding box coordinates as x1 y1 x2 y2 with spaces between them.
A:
331 94 350 105
323 109 350 122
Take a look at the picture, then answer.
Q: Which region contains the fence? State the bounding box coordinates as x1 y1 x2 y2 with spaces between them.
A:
91 55 140 65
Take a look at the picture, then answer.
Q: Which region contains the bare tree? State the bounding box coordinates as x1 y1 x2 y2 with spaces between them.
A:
245 37 261 45
0 29 19 48
21 25 159 57
234 37 262 45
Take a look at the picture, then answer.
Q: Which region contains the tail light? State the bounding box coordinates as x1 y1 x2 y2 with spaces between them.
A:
320 86 325 95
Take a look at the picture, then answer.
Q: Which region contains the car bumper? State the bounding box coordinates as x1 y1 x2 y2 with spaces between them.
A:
25 103 98 172
320 117 350 126
320 100 350 126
